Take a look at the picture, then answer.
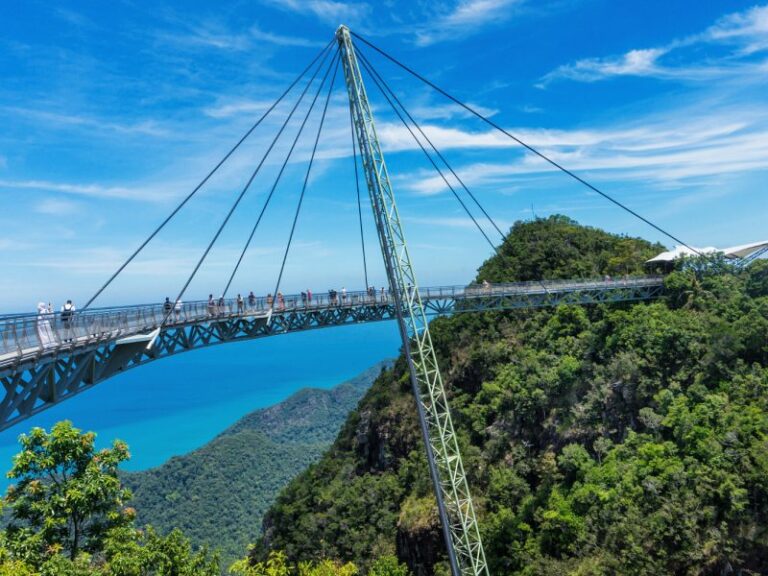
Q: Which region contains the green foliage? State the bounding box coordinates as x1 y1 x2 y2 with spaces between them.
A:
229 550 360 576
253 217 768 575
1 422 221 575
475 215 662 282
367 555 409 576
4 421 133 562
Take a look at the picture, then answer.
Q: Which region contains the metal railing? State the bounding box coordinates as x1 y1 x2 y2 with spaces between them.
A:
0 276 663 366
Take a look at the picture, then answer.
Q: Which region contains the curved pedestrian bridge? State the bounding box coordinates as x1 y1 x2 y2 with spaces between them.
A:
0 276 663 431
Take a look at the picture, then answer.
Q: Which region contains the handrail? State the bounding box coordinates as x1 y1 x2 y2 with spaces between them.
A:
0 276 664 363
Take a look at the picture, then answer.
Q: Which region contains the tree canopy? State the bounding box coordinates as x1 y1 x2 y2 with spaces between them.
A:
255 217 768 575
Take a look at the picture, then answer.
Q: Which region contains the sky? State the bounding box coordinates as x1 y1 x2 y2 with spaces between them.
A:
1 0 767 312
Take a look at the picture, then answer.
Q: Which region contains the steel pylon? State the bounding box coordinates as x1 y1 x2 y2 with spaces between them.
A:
336 26 488 576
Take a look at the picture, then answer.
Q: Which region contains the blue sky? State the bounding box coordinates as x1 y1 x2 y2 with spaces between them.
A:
1 0 767 311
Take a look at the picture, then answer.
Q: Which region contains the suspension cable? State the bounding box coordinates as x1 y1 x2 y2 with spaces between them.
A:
82 39 335 311
348 95 369 289
272 52 340 304
351 31 701 255
164 50 338 325
355 47 507 242
221 52 340 298
357 52 499 253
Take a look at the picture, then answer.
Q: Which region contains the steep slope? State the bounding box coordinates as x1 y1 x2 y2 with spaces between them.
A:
255 216 768 576
123 361 391 567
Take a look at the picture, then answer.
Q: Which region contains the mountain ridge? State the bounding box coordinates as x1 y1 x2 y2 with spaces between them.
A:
123 360 393 567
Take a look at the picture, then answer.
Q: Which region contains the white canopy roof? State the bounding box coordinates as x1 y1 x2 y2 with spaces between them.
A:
647 240 768 263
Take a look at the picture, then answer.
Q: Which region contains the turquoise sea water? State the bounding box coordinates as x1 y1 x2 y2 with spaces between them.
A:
0 322 401 490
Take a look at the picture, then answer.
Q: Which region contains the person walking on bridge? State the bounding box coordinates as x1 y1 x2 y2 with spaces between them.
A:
247 291 256 309
163 297 172 315
60 299 75 341
36 301 55 347
207 294 215 317
237 294 244 314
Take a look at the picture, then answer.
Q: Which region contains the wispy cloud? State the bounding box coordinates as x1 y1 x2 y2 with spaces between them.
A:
2 106 169 137
705 4 768 54
0 179 178 202
203 99 274 119
414 0 524 46
249 25 326 48
392 105 768 194
541 4 768 85
154 19 325 53
34 198 82 215
405 215 511 230
261 0 371 27
540 48 668 84
258 0 526 46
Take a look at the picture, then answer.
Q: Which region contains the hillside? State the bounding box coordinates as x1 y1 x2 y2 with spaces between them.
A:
253 216 768 575
122 361 392 567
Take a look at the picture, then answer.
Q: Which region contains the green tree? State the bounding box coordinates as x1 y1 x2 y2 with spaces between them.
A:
4 421 133 563
368 555 410 576
230 550 359 576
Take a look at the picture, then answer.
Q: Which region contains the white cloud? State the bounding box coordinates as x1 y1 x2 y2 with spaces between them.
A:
704 4 768 54
204 99 275 119
155 20 325 53
415 0 523 46
0 179 179 202
408 101 499 121
393 106 768 195
540 48 667 84
2 106 168 137
405 215 510 230
262 0 371 27
34 198 82 215
541 4 768 85
249 25 326 48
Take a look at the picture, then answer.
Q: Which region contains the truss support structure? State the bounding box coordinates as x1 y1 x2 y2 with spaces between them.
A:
336 26 488 576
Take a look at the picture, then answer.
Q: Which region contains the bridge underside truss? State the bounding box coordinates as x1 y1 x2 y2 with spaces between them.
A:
0 280 663 434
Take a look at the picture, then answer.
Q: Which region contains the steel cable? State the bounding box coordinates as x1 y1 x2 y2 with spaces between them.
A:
356 52 500 253
82 40 335 310
355 47 507 242
351 31 701 255
221 51 340 298
163 49 338 325
272 52 341 304
348 96 370 290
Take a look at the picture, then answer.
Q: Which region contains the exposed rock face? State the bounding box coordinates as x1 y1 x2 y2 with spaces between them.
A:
396 496 443 576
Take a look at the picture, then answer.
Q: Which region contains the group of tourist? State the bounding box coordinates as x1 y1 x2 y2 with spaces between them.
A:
32 285 394 347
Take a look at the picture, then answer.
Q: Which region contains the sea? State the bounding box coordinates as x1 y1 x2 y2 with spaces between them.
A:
0 322 401 490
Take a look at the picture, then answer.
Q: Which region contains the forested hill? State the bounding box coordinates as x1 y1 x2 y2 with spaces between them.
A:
122 361 391 567
253 216 768 576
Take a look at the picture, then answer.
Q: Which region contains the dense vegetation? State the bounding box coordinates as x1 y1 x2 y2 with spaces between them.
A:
1 418 410 575
255 216 768 575
0 421 221 575
123 362 390 567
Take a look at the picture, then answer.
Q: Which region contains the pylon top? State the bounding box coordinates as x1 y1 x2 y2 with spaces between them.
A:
336 24 350 39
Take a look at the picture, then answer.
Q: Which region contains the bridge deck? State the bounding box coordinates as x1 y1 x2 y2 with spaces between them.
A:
0 276 664 431
1 277 663 373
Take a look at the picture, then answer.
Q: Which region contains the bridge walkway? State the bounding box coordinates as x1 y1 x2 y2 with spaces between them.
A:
0 276 663 431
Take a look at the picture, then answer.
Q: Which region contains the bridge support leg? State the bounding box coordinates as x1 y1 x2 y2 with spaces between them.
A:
337 26 488 576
